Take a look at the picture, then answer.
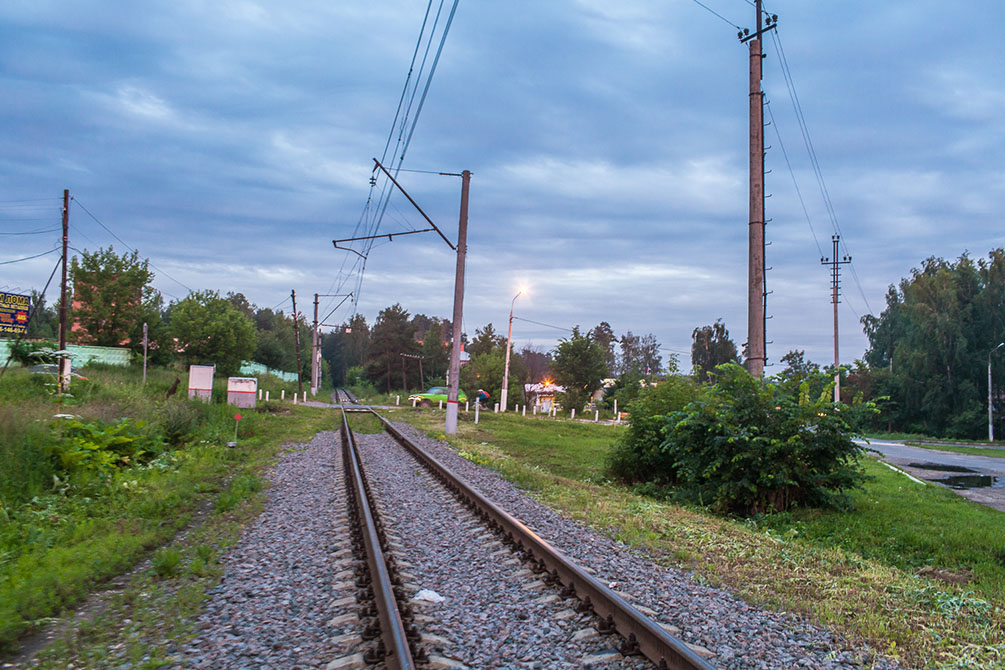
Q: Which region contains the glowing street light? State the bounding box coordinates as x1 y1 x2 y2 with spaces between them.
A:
500 289 524 412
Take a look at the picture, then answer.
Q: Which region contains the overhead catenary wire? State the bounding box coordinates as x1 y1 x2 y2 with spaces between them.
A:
326 0 462 319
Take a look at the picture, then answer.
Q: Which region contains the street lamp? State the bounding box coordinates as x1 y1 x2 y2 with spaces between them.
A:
500 290 522 412
989 342 1005 442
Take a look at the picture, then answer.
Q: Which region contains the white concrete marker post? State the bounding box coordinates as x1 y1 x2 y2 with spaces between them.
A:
494 403 499 413
439 400 443 410
412 398 417 407
258 389 262 401
396 395 400 406
281 390 285 400
595 410 599 422
265 391 270 402
522 405 526 417
465 401 469 412
474 402 480 424
571 408 575 420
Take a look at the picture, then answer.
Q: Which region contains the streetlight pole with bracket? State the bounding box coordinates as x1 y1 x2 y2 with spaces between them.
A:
989 342 1005 442
500 290 522 412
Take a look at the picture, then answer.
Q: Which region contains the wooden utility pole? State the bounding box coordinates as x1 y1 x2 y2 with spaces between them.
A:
291 289 302 395
58 189 70 393
312 293 319 395
821 235 850 402
744 0 770 378
445 170 470 435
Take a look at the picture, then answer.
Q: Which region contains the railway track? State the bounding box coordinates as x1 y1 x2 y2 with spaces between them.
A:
335 397 714 670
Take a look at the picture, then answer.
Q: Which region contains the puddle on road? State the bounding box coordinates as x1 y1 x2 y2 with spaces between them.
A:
904 463 1002 489
908 462 978 473
930 474 1000 489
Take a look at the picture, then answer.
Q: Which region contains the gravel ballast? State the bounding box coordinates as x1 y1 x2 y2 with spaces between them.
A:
172 418 899 669
175 432 352 669
385 420 900 670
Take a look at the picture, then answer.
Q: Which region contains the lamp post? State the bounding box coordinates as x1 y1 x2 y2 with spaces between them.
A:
989 342 1005 442
500 290 522 412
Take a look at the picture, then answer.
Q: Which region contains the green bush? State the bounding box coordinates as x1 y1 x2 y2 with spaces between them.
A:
9 340 55 366
606 375 701 483
49 417 163 477
657 363 870 515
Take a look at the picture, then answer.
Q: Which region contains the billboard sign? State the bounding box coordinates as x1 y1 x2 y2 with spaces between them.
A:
0 292 30 335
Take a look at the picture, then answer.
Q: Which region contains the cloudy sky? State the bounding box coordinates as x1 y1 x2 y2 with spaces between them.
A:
1 0 1002 372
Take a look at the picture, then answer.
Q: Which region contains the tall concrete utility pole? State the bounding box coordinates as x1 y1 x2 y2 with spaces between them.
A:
312 293 320 395
821 235 851 402
58 189 70 393
445 170 470 435
742 1 776 378
291 289 302 395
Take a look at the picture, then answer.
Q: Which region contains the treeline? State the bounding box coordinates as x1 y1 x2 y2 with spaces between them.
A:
322 304 672 409
17 247 318 379
853 249 1005 438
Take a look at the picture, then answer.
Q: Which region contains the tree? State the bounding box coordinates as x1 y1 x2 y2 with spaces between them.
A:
366 304 418 393
468 323 504 358
419 317 450 384
774 349 822 397
26 290 58 339
619 331 662 378
167 290 257 376
69 246 158 348
552 327 608 411
691 319 740 381
519 346 552 384
861 250 1004 438
589 322 617 372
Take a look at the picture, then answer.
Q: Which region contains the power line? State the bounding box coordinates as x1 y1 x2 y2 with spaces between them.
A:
0 227 59 236
512 316 573 333
765 100 824 258
768 30 875 316
72 198 195 295
688 0 742 28
0 247 58 265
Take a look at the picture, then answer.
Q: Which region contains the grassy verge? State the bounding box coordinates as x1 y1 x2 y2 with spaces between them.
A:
0 364 336 657
904 443 1005 459
397 408 1005 669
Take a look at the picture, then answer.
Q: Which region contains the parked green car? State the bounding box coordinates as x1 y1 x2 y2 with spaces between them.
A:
408 386 467 407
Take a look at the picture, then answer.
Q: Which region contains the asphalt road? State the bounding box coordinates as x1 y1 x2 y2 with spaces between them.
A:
859 438 1005 512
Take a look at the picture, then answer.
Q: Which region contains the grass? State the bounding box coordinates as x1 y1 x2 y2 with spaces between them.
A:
0 362 337 656
904 443 1005 459
397 407 1005 669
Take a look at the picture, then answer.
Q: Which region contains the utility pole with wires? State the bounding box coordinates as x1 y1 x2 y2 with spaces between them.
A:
332 159 469 435
740 1 777 378
291 289 302 395
821 234 850 402
58 189 70 393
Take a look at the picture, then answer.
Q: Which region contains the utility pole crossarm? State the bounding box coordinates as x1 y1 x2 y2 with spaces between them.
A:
372 158 456 251
821 235 851 402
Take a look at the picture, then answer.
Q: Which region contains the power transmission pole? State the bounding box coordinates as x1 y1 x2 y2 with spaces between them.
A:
445 170 470 435
312 293 319 395
291 289 302 395
821 235 850 402
741 1 776 378
58 189 70 393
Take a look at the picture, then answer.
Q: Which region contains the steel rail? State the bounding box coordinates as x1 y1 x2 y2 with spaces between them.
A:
369 409 716 670
338 409 416 669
